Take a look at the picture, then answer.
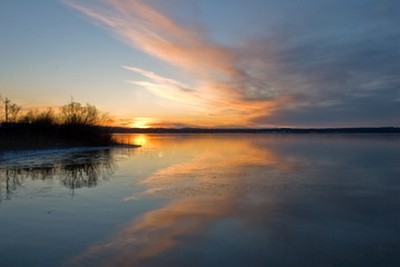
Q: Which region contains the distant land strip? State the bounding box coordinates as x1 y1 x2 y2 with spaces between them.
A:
109 127 400 134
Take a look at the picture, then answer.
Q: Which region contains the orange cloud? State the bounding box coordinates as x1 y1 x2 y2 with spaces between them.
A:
65 0 292 127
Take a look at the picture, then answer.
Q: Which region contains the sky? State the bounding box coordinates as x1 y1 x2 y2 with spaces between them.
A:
1 0 399 128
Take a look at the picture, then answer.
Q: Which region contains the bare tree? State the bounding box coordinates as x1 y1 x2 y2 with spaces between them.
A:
19 108 56 125
0 96 22 123
8 103 22 123
60 101 109 126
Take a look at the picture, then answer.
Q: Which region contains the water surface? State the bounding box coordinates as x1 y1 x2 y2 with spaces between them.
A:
0 134 399 266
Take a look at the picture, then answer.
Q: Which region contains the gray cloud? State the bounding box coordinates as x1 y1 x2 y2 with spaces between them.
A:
242 0 400 126
68 0 400 127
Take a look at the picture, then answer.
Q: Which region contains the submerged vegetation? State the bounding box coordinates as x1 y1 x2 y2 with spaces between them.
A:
0 97 117 151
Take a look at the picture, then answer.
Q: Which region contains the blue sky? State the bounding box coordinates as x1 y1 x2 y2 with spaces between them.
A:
1 0 399 127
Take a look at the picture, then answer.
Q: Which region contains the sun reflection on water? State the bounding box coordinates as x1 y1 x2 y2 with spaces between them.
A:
133 134 148 146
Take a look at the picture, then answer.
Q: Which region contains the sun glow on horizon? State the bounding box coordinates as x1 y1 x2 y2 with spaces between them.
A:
130 117 153 128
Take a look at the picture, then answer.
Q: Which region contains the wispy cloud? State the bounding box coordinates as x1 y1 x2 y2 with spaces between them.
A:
64 0 288 127
65 0 235 76
65 0 400 127
124 66 205 109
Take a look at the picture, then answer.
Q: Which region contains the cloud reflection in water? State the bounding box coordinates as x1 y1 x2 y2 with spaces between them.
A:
65 135 295 267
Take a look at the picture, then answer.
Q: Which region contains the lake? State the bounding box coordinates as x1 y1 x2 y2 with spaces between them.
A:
0 134 399 267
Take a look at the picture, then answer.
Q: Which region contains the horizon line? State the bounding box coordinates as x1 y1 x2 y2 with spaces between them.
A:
108 126 400 134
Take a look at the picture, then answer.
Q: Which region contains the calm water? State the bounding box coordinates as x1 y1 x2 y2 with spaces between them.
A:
0 134 399 267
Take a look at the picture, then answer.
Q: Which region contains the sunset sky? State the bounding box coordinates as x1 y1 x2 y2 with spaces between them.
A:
1 0 399 128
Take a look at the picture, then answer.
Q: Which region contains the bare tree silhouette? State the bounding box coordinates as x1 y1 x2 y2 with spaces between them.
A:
0 96 22 123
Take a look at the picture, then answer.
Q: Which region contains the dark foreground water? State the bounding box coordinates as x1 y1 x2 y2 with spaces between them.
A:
0 134 399 267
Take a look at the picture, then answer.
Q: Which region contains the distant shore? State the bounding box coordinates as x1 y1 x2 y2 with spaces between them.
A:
109 126 400 134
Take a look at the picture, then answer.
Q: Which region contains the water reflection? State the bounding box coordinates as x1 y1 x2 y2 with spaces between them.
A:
65 134 400 267
66 196 235 267
0 149 115 201
135 136 294 198
2 135 398 267
65 135 299 266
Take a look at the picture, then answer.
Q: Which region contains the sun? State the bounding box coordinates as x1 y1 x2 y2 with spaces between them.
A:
130 117 153 128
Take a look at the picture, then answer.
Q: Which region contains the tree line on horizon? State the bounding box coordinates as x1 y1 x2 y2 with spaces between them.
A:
0 95 111 127
0 96 116 151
